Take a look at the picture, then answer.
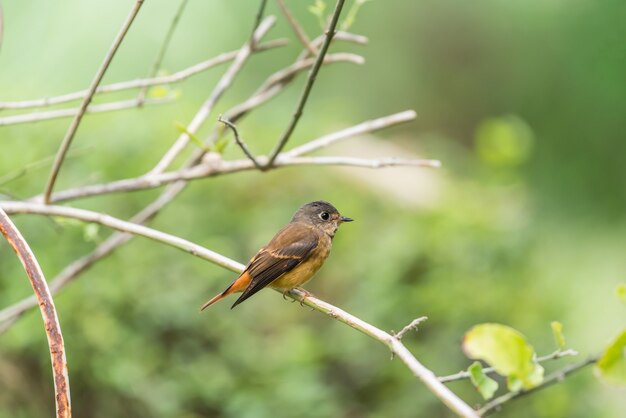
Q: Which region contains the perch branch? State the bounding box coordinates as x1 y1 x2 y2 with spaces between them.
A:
478 355 599 416
0 202 478 418
149 15 276 174
136 0 189 105
266 0 347 166
0 208 71 418
43 0 146 204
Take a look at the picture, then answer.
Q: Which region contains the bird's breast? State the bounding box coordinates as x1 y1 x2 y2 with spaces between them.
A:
270 235 331 289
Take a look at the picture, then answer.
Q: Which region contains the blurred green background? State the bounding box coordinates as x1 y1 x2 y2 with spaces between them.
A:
1 0 625 417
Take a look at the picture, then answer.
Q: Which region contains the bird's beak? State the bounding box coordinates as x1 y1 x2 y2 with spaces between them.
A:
340 216 354 223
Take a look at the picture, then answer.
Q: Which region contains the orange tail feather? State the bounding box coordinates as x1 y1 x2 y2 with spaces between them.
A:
200 271 251 311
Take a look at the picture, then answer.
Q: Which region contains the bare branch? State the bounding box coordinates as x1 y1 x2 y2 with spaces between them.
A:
0 97 174 127
0 40 287 111
217 116 263 169
34 111 430 204
438 349 580 383
136 0 189 106
276 0 317 55
0 208 71 418
394 316 429 340
0 201 478 418
478 356 598 416
266 0 347 166
149 16 277 174
43 0 146 204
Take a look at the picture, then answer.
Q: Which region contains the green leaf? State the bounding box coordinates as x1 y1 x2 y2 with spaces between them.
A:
595 329 626 386
468 361 499 400
616 283 626 305
551 321 566 349
463 323 544 390
174 122 210 152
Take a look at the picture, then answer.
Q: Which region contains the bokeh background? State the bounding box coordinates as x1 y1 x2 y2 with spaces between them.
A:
1 0 625 417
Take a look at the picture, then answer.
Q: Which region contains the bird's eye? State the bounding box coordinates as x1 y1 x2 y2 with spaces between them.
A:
319 211 330 221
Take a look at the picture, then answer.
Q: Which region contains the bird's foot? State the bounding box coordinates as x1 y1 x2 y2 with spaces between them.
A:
294 287 314 306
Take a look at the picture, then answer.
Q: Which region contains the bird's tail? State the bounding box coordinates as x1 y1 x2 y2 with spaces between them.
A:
200 271 251 311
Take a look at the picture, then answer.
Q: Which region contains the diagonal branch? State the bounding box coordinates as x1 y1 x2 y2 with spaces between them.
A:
266 0 347 166
0 201 478 418
0 208 71 418
43 0 145 204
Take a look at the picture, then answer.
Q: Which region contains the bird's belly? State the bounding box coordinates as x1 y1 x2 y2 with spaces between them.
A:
270 246 330 289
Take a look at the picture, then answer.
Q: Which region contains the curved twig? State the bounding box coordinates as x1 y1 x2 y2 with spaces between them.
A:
0 208 71 418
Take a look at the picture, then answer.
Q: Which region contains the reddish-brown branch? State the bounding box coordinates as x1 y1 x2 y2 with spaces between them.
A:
0 208 71 418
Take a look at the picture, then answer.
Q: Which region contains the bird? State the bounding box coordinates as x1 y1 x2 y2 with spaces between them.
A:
200 201 353 310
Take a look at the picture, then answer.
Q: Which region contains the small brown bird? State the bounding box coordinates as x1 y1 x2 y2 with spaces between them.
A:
201 201 353 309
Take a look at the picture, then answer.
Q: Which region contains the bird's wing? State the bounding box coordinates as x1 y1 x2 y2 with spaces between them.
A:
231 223 319 308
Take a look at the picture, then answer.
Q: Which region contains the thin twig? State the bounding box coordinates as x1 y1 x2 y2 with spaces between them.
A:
136 0 189 105
0 97 174 126
43 0 146 204
283 110 416 157
266 0 347 166
478 356 599 416
149 16 276 174
217 116 263 169
394 316 429 340
0 39 287 111
276 0 317 55
0 201 478 418
0 208 71 418
438 349 580 383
